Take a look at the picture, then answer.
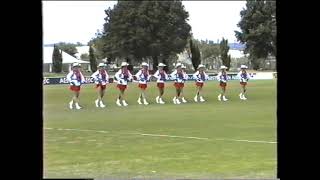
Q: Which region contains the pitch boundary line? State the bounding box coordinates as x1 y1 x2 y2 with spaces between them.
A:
44 127 276 144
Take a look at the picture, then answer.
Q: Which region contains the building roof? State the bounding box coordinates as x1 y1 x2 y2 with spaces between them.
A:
43 47 90 64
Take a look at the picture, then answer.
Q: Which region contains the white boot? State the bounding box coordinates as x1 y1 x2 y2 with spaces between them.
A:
143 98 149 105
218 94 222 101
182 97 187 103
122 100 128 106
137 97 142 105
159 98 165 104
176 98 181 104
116 98 122 106
95 99 100 107
222 96 228 101
194 95 198 102
156 96 160 104
242 94 247 100
75 103 82 109
69 101 73 109
239 93 244 100
173 97 177 104
199 96 205 102
99 100 106 108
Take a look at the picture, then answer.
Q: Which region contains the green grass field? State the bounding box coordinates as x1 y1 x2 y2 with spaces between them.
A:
43 80 277 179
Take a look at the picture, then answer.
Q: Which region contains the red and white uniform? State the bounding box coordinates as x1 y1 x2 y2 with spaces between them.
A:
135 69 151 90
66 70 85 92
217 71 228 87
170 69 187 89
153 69 168 89
114 69 133 90
91 69 109 90
193 71 209 87
182 70 189 84
237 71 250 85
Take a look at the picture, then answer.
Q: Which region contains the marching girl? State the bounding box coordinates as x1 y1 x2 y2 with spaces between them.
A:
66 62 86 109
135 62 151 105
170 63 186 104
179 64 189 103
192 64 209 102
114 62 133 107
217 65 229 101
153 63 168 104
237 65 250 100
91 63 109 108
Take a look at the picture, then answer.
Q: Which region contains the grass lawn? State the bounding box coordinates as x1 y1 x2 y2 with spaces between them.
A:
43 80 277 179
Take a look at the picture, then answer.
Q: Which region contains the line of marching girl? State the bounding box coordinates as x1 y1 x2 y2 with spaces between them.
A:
66 62 251 109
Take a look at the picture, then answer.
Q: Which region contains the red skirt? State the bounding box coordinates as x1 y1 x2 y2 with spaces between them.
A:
138 83 147 90
69 85 81 92
196 82 204 87
157 83 165 89
96 84 106 90
219 82 227 87
240 82 247 86
117 84 127 91
174 82 184 89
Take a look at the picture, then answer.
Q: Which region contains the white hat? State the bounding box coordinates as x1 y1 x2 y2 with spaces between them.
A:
98 63 106 67
197 64 205 69
158 63 166 67
72 62 81 67
175 63 182 68
240 65 248 69
141 62 149 67
220 65 227 69
121 62 129 67
181 64 186 69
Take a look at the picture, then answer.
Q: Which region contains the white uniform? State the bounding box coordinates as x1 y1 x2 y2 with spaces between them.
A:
135 69 151 84
170 70 186 83
66 70 86 86
114 69 133 85
153 70 168 83
193 71 209 83
91 70 109 85
237 71 250 83
217 72 228 83
182 71 188 83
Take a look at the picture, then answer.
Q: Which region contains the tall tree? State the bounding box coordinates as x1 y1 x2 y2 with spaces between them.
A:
88 29 105 60
220 38 231 71
199 43 220 61
89 46 97 72
196 40 220 68
235 0 276 70
189 39 201 70
52 44 62 73
56 42 79 58
100 1 191 71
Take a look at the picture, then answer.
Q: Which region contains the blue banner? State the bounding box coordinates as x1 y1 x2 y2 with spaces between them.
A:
43 73 245 85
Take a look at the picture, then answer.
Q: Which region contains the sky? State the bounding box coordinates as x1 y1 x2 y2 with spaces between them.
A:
42 1 246 45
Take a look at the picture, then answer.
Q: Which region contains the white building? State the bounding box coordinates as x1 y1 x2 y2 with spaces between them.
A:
228 49 246 59
43 47 90 72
